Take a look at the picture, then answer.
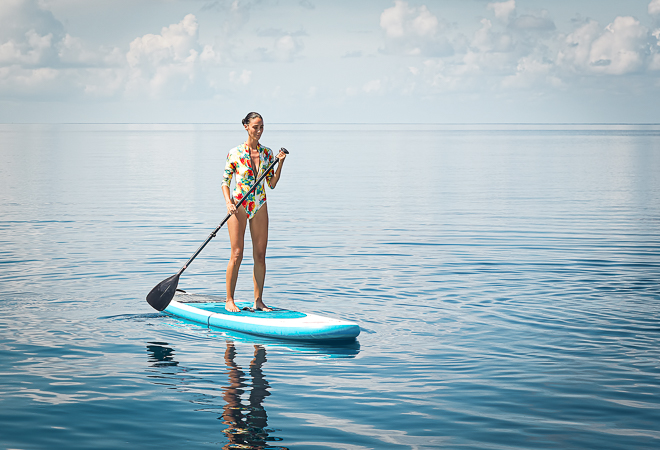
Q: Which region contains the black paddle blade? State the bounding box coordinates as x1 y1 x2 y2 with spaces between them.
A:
146 273 180 311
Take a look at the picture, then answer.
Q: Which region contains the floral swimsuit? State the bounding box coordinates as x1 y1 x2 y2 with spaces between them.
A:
221 143 275 219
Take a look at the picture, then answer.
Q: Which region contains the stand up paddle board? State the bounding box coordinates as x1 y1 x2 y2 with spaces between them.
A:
163 291 360 341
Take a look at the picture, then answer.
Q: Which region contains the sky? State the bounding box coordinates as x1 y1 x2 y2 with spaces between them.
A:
1 0 659 123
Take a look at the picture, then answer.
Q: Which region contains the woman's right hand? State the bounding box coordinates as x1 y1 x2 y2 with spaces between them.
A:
226 201 237 215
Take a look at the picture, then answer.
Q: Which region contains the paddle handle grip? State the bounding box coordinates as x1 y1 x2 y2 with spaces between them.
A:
178 148 288 273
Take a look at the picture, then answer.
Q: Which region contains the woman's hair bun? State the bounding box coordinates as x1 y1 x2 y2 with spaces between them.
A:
242 112 263 126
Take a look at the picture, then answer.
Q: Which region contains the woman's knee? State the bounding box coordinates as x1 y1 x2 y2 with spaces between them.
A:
253 248 266 264
230 247 244 263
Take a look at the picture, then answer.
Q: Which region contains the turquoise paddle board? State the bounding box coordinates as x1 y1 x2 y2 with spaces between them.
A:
163 292 360 341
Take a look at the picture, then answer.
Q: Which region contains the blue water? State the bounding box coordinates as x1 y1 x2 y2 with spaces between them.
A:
1 123 659 449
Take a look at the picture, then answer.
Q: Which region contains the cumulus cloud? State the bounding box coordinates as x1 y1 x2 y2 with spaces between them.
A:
502 56 561 89
252 28 305 62
650 0 660 16
555 19 601 71
273 34 304 61
0 0 63 68
488 0 555 32
471 18 514 53
124 14 221 98
363 79 383 94
127 14 200 68
488 0 516 23
384 1 538 96
229 68 251 85
379 0 660 99
0 0 311 102
0 2 237 101
0 0 122 99
557 16 651 75
0 30 54 66
380 0 452 56
0 0 126 71
588 16 648 74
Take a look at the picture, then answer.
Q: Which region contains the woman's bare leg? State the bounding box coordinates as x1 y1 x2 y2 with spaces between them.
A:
225 206 248 312
249 203 271 311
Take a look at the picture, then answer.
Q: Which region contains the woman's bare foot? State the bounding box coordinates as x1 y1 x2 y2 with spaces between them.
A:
254 298 273 312
225 299 240 312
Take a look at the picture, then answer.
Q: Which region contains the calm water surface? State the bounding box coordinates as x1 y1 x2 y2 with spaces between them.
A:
1 124 659 449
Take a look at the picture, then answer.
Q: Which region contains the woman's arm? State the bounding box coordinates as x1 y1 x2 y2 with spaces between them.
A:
222 184 237 215
222 148 238 214
268 150 287 189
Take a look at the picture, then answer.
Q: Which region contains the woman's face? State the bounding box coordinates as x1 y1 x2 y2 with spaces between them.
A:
244 117 264 141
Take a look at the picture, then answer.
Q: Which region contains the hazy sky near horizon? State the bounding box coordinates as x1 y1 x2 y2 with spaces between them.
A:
1 0 659 123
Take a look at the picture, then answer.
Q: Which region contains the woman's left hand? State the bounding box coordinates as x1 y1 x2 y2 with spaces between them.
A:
276 149 287 162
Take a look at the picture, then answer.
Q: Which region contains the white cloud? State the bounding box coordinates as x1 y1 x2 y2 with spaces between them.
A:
380 1 409 38
229 68 251 85
650 25 660 73
556 19 601 72
471 18 514 53
124 14 219 98
57 34 123 67
0 30 55 66
82 67 125 97
0 0 122 99
274 34 304 61
557 16 650 76
380 1 452 56
382 1 660 102
11 66 58 86
650 0 660 16
200 44 219 63
502 56 560 89
251 29 305 62
0 64 77 100
363 79 382 94
127 14 200 68
487 0 516 23
588 16 648 74
0 0 66 68
487 0 555 32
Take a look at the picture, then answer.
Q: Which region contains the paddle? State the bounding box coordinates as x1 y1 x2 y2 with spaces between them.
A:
146 147 289 311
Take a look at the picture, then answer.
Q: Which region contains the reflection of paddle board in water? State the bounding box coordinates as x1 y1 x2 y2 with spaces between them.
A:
164 291 360 341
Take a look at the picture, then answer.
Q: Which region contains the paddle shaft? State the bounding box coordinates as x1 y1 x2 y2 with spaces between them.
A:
176 149 287 276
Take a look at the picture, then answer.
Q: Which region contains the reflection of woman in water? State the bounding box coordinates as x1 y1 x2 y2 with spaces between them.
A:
146 341 287 450
222 342 286 449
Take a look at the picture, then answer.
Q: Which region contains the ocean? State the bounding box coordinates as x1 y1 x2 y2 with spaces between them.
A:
1 123 659 449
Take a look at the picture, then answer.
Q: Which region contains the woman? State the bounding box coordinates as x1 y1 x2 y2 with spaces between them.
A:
221 112 287 313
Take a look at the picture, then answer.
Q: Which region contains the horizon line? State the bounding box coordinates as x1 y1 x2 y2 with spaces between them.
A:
2 122 660 126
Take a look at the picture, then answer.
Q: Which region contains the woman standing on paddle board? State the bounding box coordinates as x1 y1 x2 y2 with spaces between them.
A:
221 112 287 313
